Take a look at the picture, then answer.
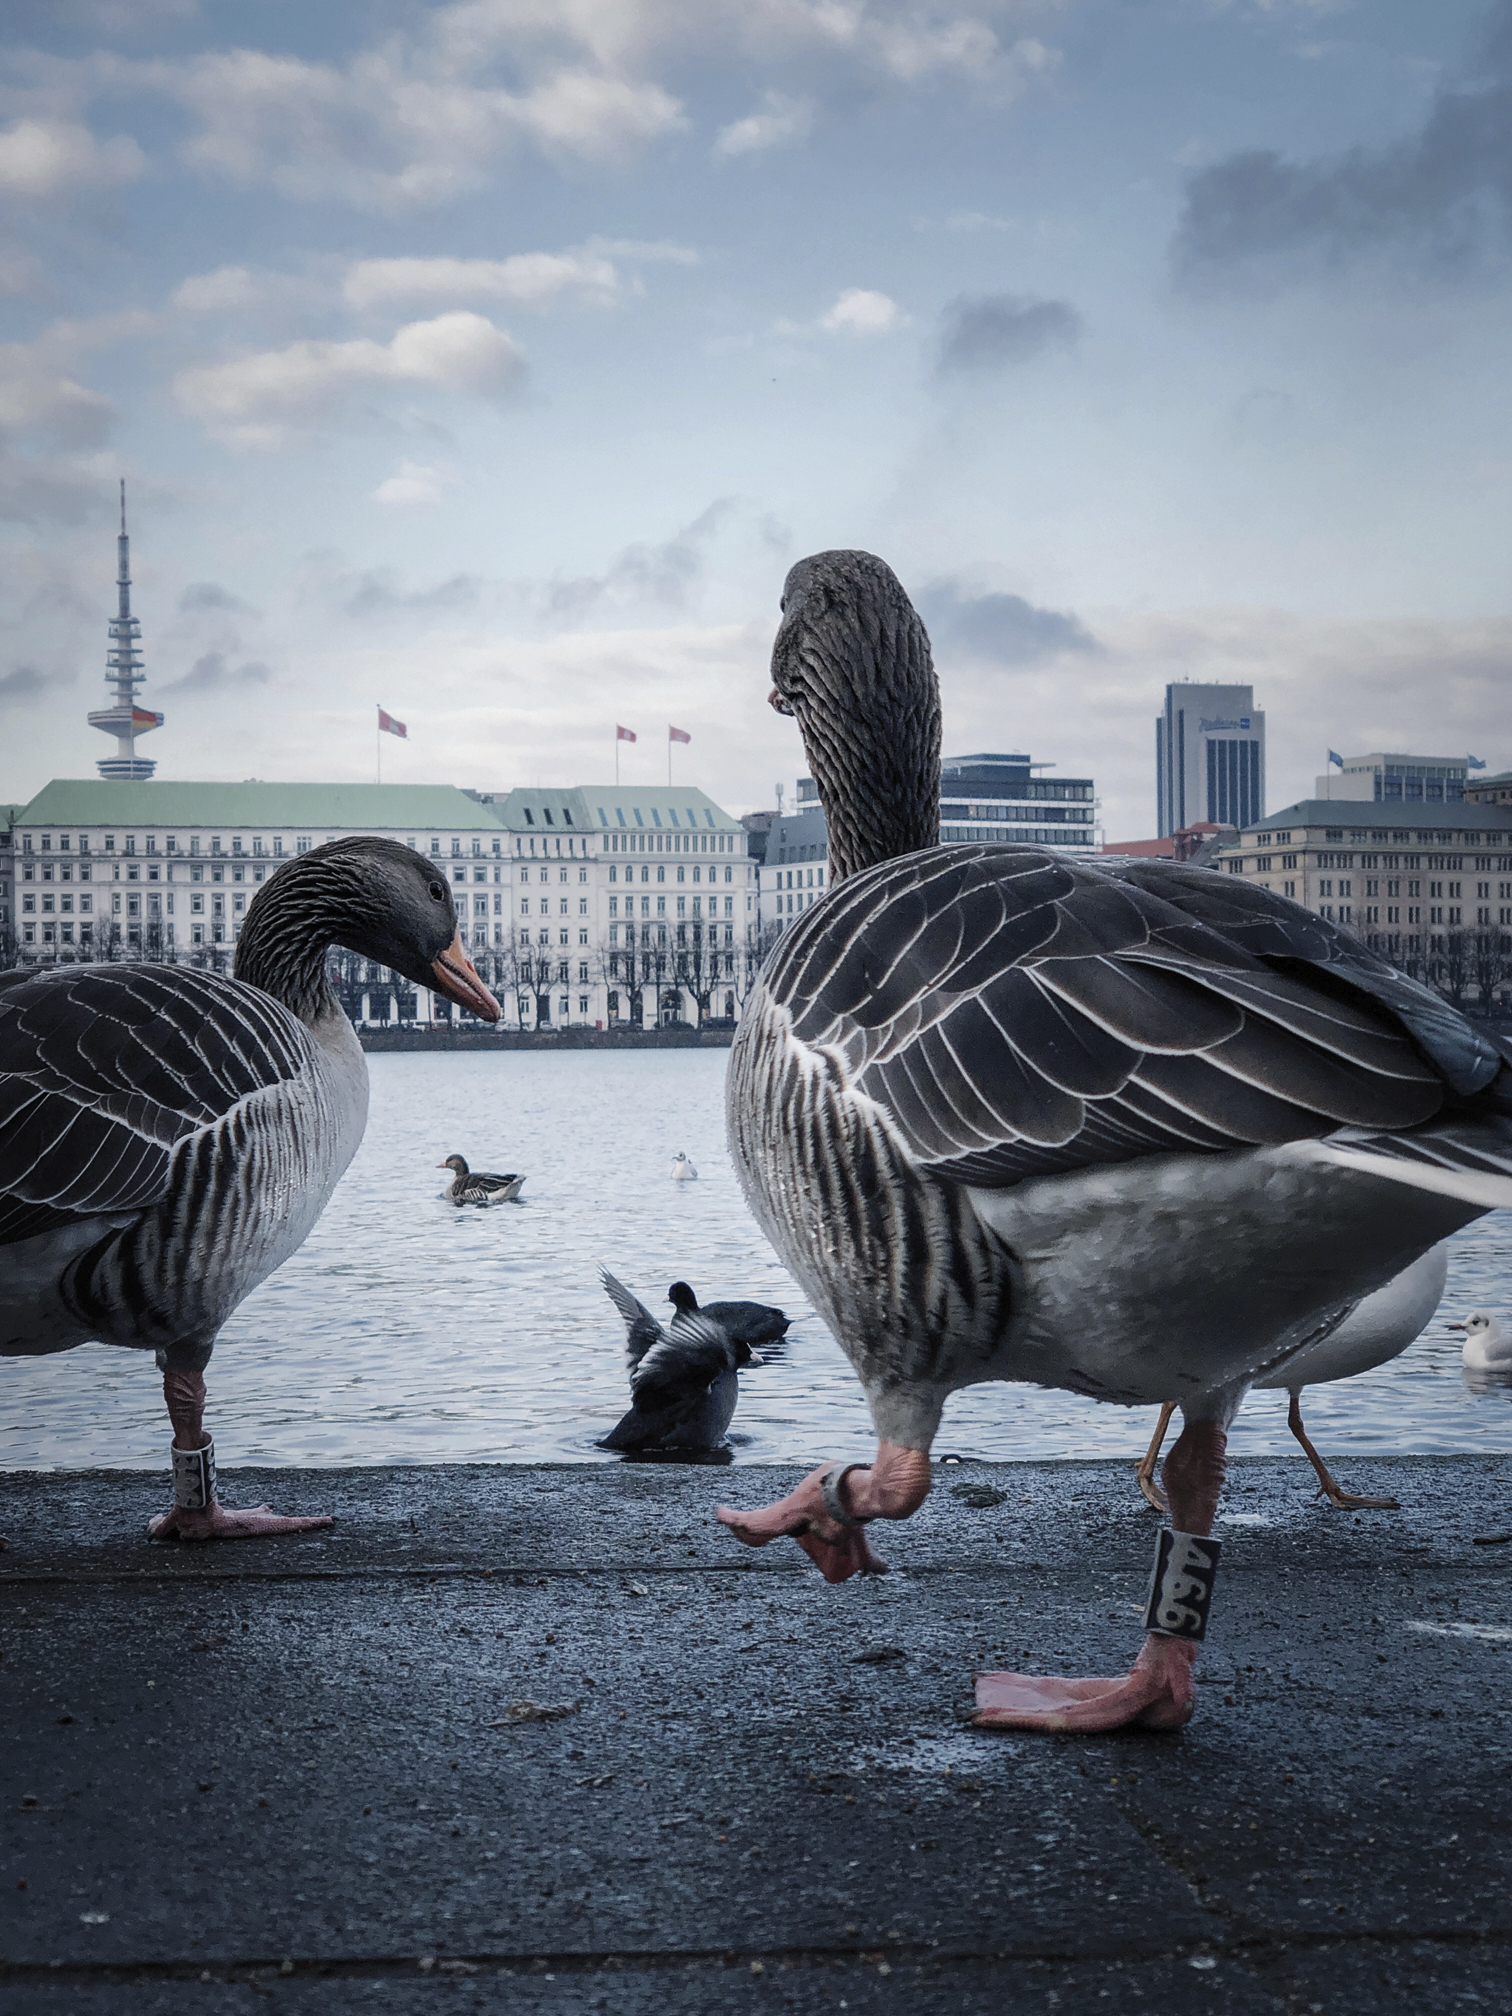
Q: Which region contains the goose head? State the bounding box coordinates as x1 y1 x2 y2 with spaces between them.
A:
237 837 502 1025
439 1154 471 1175
768 550 941 880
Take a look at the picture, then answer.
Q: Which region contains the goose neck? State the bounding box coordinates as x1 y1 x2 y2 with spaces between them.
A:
234 856 364 1023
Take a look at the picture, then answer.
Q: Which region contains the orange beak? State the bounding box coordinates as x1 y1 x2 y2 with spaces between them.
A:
769 686 794 716
430 931 502 1023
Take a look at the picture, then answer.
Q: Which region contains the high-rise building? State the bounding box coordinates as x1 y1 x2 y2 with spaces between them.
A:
88 481 164 781
1156 684 1265 837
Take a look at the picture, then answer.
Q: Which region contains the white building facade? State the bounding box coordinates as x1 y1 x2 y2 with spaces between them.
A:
1157 684 1266 838
7 777 760 1030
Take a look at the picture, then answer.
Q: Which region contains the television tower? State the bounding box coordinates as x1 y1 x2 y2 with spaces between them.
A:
88 479 163 780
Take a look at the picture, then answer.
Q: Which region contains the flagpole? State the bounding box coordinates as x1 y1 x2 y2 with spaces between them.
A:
376 706 381 785
615 730 619 787
668 730 672 788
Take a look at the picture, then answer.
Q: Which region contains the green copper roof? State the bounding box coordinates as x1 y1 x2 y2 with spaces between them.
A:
480 785 743 833
16 780 507 832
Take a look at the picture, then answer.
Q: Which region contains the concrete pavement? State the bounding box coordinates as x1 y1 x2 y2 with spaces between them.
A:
2 1455 1510 2014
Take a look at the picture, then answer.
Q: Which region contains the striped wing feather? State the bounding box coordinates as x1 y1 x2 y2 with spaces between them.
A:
0 964 308 1246
762 844 1490 1189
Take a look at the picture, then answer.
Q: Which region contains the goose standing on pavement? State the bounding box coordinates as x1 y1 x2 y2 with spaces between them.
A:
1 838 500 1541
599 1268 752 1452
670 1153 698 1181
1136 1241 1449 1513
717 548 1512 1735
438 1154 525 1206
1451 1311 1512 1372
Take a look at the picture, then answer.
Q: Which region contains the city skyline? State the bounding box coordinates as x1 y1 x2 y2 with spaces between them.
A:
2 2 1510 837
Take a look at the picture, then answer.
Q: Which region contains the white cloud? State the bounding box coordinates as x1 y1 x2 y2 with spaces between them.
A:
171 266 287 314
818 287 902 336
0 119 144 198
0 338 114 447
155 44 684 208
343 251 620 312
372 460 460 508
713 91 813 158
173 312 526 450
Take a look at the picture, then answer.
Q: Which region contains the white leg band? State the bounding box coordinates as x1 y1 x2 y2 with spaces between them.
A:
172 1438 217 1511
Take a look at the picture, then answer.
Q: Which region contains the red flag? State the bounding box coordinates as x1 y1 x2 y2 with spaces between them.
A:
378 707 407 739
616 724 637 742
668 724 691 744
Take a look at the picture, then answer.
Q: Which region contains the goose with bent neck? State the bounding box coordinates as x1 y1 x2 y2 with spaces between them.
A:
718 547 1512 1735
0 836 500 1543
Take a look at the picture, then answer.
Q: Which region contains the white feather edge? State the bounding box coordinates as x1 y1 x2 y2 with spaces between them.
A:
1275 1139 1512 1212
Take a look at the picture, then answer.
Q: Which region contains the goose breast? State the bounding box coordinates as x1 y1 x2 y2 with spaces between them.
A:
1 963 367 1359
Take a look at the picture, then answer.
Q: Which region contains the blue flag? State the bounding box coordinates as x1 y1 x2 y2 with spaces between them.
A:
1327 750 1344 768
1467 754 1486 769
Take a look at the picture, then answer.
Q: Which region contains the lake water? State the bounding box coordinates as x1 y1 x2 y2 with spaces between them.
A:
4 1049 1510 1473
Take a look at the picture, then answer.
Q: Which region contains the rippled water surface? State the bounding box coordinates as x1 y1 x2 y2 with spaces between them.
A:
4 1049 1510 1471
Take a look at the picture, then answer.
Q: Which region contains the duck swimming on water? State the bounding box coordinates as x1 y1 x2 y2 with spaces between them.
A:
717 548 1512 1734
1 838 500 1542
667 1280 790 1352
438 1155 525 1205
599 1268 752 1452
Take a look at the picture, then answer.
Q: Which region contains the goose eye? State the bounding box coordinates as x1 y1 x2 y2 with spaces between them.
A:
428 881 446 902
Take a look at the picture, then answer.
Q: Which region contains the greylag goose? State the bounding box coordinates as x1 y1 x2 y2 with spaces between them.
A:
716 548 1512 1734
1 837 500 1542
1450 1310 1512 1371
1136 1240 1449 1512
599 1268 751 1452
668 1280 790 1351
670 1153 698 1181
438 1154 525 1205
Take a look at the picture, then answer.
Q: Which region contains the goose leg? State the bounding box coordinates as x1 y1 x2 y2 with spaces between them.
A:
1286 1392 1399 1511
716 1443 931 1582
973 1418 1227 1735
148 1362 334 1542
1136 1402 1175 1512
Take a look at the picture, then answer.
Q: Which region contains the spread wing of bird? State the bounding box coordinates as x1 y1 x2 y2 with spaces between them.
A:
0 964 309 1247
599 1267 665 1369
630 1310 737 1402
759 843 1508 1192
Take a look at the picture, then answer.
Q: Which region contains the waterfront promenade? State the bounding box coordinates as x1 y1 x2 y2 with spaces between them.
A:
3 1456 1510 2013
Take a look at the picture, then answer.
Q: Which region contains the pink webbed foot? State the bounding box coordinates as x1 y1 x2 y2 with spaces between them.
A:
149 1503 334 1543
973 1632 1197 1734
717 1462 888 1582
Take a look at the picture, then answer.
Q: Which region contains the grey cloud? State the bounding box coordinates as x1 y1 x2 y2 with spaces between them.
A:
162 651 272 693
341 569 480 618
1174 6 1512 271
920 582 1097 665
178 581 255 614
0 663 48 701
0 453 109 525
936 294 1083 374
546 499 735 618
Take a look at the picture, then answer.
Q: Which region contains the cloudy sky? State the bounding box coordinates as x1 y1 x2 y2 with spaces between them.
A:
2 0 1509 838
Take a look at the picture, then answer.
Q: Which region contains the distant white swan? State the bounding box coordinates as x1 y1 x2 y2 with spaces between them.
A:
1450 1311 1512 1372
670 1153 698 1181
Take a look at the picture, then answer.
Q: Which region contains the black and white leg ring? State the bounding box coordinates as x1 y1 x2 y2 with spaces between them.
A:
171 1438 217 1512
1143 1529 1221 1642
821 1464 871 1527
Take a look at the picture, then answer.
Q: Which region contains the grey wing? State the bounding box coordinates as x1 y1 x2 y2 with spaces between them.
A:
0 964 308 1247
599 1266 664 1368
762 843 1500 1190
630 1311 736 1400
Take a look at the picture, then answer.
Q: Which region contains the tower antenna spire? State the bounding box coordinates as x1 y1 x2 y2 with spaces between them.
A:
89 477 164 780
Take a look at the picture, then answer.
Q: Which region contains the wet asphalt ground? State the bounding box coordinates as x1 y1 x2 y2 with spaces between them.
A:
1 1456 1510 2015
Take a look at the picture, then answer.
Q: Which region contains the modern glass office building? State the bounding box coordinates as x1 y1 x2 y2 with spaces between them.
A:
1156 684 1266 837
938 752 1096 851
